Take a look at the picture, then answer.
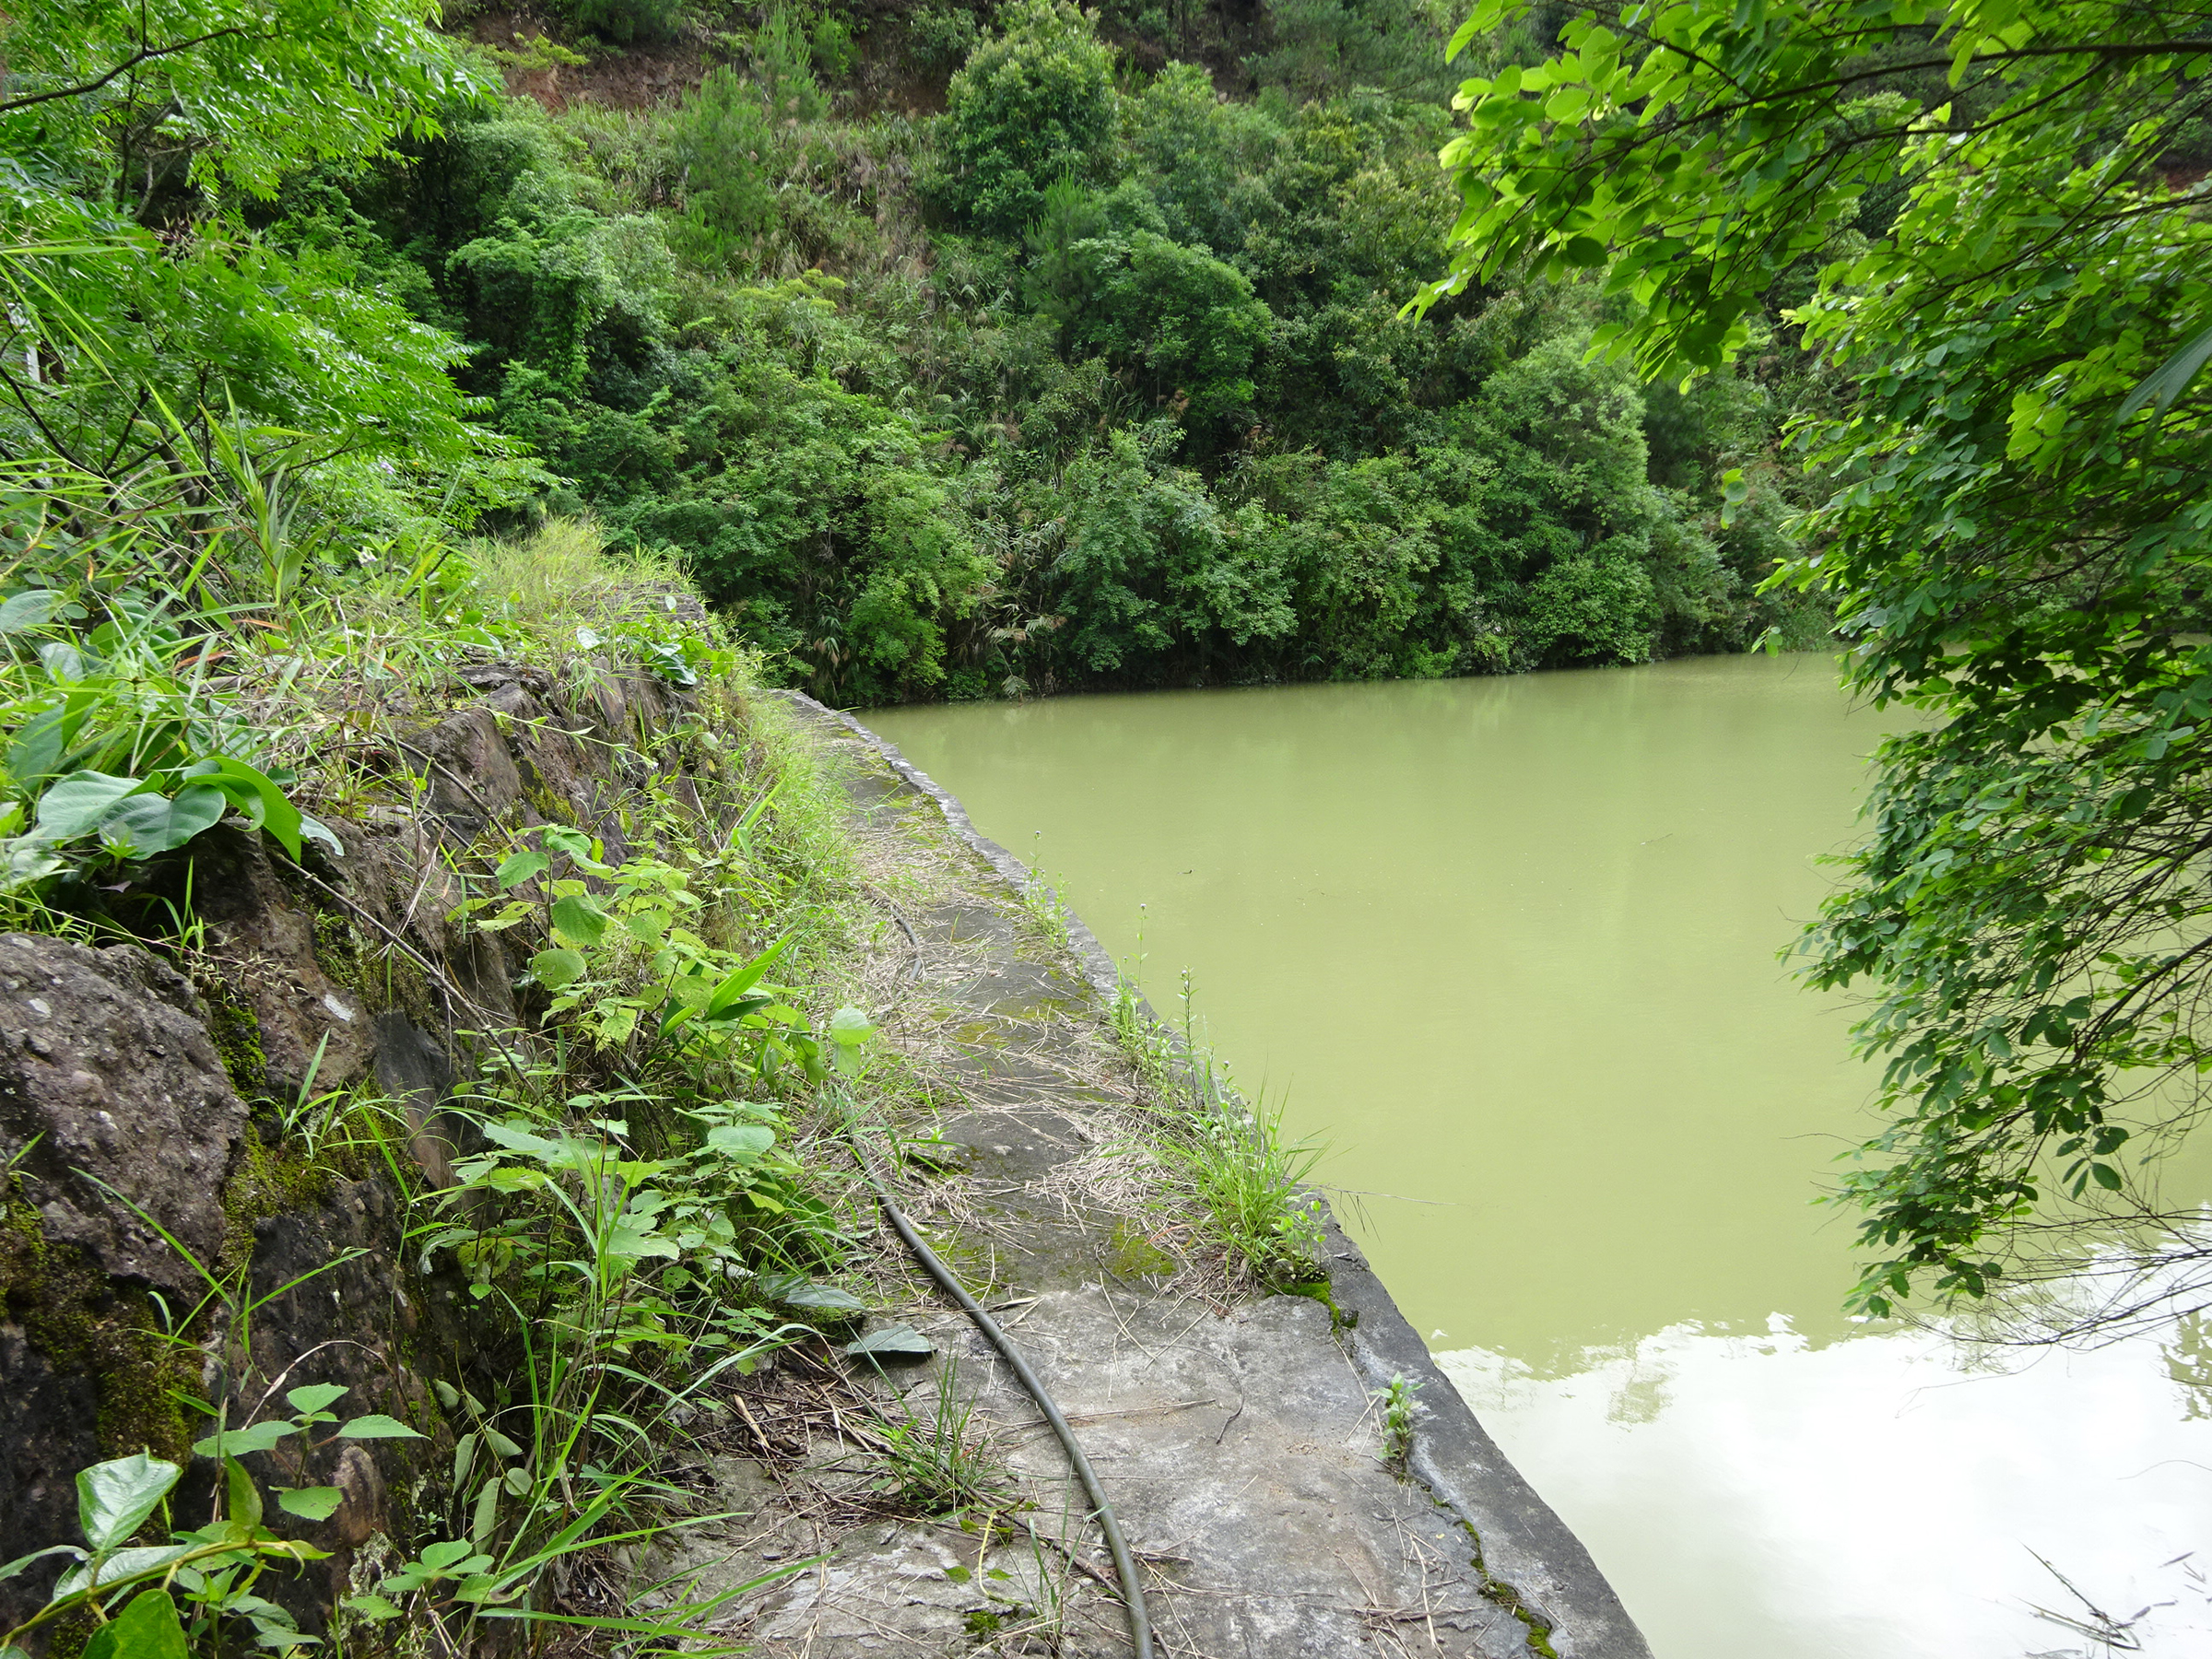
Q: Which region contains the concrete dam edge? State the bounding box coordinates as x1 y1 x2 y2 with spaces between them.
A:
805 690 1654 1659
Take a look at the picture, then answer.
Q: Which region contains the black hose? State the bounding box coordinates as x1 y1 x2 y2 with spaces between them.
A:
838 1107 1155 1659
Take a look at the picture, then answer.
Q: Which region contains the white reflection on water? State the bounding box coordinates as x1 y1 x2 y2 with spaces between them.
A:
1439 1320 2212 1658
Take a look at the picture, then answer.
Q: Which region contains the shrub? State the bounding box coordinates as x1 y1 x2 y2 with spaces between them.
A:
1063 230 1275 428
908 3 986 71
562 0 684 43
936 0 1117 233
673 68 785 264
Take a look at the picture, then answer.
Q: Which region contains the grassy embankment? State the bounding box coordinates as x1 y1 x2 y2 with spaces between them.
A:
0 464 1322 1653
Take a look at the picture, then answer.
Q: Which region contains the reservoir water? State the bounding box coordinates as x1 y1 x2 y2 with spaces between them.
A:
863 653 2212 1657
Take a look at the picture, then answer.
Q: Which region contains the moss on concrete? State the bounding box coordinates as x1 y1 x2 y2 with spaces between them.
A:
913 1222 1006 1300
1105 1221 1175 1282
1455 1514 1562 1659
1282 1274 1355 1333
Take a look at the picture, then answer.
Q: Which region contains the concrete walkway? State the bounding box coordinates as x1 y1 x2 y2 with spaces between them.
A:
653 695 1651 1659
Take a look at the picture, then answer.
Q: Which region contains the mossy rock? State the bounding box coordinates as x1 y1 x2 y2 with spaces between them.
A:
204 984 268 1097
219 1130 340 1276
0 1196 198 1465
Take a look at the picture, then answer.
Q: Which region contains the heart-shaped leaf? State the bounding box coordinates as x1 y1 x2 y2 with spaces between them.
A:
276 1487 345 1523
477 1119 562 1158
190 1420 294 1459
421 1539 476 1571
79 1588 186 1659
54 1545 194 1598
548 894 607 946
761 1274 865 1313
842 1324 935 1360
704 1124 774 1161
36 772 147 843
604 1224 680 1260
336 1415 427 1441
540 825 595 862
529 947 586 992
76 1453 182 1553
99 786 227 857
181 757 308 861
494 850 548 889
286 1384 349 1417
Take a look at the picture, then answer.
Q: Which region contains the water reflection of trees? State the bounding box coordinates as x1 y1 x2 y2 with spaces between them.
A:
1941 1214 2212 1359
2164 1310 2212 1420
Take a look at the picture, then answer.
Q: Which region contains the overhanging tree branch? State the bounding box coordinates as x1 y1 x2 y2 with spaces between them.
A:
0 26 257 116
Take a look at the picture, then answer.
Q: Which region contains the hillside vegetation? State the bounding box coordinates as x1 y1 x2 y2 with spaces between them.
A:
2 0 1823 711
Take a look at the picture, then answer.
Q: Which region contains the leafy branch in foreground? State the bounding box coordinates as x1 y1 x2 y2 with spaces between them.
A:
0 1428 378 1659
1426 0 2212 382
0 0 480 206
0 462 347 901
1434 0 2212 1335
0 1443 804 1659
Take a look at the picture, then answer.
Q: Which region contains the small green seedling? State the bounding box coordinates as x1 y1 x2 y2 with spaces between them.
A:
1377 1373 1419 1469
192 1383 427 1521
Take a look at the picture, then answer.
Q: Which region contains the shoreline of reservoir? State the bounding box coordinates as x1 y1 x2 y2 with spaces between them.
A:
853 656 2212 1657
792 688 1655 1657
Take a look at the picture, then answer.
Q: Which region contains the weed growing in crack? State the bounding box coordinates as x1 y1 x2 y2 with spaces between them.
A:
1376 1372 1419 1469
941 1514 1077 1656
1113 963 1328 1288
1154 1090 1326 1288
1017 830 1078 948
866 1359 1008 1517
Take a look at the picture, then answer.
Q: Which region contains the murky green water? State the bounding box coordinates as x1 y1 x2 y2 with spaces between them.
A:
865 655 2212 1659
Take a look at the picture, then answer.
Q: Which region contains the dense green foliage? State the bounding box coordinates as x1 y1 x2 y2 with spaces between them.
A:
0 0 1819 708
935 0 1120 230
1442 0 2212 1335
0 0 526 515
0 4 1386 1645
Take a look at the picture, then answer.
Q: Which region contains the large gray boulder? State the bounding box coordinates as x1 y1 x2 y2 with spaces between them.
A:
0 934 249 1295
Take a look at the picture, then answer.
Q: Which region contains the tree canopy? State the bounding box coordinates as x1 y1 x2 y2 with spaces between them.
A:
1437 0 2212 1336
0 0 511 508
2 0 1822 700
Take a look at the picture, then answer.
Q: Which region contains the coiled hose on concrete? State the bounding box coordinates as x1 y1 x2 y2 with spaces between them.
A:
836 1096 1154 1659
